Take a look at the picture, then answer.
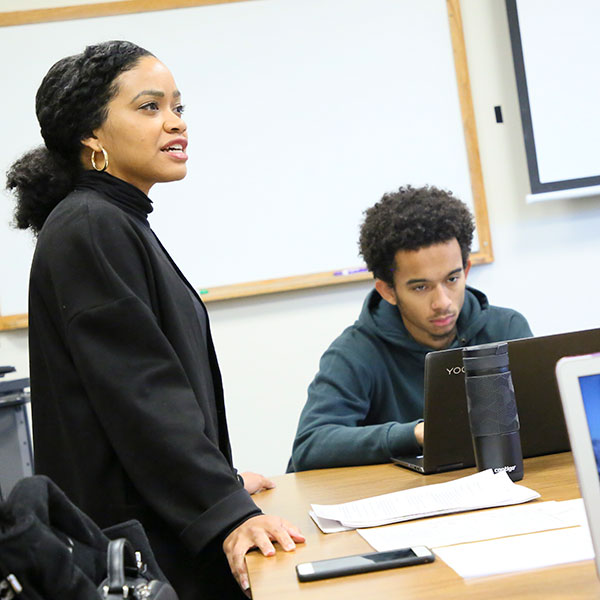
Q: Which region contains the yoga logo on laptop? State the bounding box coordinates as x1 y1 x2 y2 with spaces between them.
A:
446 366 465 375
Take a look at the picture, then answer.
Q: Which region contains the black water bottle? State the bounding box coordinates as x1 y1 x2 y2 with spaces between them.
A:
462 342 523 481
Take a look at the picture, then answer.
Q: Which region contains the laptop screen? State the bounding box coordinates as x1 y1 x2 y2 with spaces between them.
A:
556 354 600 580
579 374 600 475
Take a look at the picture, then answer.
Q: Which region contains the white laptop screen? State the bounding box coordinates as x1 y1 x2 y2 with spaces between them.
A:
579 374 600 474
556 354 600 580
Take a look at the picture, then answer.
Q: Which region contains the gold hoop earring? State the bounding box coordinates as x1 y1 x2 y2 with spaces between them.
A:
91 148 109 172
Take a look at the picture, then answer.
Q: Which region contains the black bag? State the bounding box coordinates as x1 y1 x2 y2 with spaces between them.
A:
98 538 177 600
0 476 177 600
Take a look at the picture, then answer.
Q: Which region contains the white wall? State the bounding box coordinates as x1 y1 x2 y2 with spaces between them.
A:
2 0 600 477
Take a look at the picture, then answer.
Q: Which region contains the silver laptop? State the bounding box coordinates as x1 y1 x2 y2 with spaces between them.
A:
556 353 600 579
392 327 600 474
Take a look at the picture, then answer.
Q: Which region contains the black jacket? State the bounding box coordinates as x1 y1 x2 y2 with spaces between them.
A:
28 172 260 599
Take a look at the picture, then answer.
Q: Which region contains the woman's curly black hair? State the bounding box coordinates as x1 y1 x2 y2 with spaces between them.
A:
358 185 474 285
6 40 153 234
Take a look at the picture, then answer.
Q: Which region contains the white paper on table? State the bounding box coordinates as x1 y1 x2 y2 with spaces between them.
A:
309 510 354 533
541 498 589 527
434 526 594 578
311 469 540 529
358 500 585 551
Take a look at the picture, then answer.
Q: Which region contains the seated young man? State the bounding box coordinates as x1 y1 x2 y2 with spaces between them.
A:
288 185 532 472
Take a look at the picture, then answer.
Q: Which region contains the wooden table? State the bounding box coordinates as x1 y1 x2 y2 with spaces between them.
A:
246 453 600 599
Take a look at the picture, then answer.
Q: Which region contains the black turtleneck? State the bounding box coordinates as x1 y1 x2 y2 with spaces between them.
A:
75 170 153 222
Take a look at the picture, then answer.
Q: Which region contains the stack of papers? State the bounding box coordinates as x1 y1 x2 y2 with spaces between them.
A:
357 497 594 579
358 499 587 551
310 469 540 533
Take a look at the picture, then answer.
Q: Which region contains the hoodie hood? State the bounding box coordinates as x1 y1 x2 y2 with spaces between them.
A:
355 286 491 353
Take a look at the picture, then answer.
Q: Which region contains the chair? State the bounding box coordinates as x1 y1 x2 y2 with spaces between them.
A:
0 367 33 500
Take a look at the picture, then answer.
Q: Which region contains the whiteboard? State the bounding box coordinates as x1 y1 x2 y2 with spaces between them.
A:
0 0 488 317
507 0 600 199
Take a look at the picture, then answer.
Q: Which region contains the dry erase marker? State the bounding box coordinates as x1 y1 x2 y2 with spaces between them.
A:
333 267 368 276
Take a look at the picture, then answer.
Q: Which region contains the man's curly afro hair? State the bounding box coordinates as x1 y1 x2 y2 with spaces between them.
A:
358 185 474 285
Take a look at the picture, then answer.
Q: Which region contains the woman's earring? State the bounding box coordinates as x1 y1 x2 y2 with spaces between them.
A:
91 148 109 172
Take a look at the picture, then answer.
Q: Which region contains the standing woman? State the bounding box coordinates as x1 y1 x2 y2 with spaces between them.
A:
6 40 303 599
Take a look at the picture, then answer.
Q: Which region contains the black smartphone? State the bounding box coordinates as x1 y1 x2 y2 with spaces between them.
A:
295 546 435 582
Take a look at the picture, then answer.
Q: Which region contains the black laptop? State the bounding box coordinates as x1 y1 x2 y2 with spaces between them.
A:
392 327 600 474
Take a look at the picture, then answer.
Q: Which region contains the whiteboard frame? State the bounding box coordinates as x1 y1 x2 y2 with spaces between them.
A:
0 0 492 330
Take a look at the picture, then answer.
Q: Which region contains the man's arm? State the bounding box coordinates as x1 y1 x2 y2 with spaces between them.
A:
290 346 423 471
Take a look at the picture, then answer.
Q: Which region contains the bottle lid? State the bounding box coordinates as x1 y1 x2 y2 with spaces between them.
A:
462 341 509 375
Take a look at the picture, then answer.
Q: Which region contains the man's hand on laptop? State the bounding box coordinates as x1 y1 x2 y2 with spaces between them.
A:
414 422 424 446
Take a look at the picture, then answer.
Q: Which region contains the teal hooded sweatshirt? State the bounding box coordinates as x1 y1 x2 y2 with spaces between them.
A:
289 287 532 471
